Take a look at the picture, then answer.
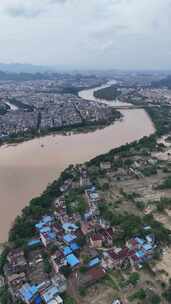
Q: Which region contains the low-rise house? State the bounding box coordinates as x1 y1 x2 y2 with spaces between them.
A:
112 300 122 304
100 162 112 171
87 257 100 269
84 203 99 220
100 228 113 247
108 249 123 267
81 221 95 235
48 295 63 304
63 246 72 257
19 283 41 304
65 254 80 268
98 218 111 229
27 239 42 249
51 251 66 273
146 233 155 246
80 175 91 187
83 247 99 261
107 247 133 268
63 233 77 245
127 236 155 266
41 285 60 304
85 187 100 205
40 231 56 248
84 210 95 221
90 233 103 248
35 216 56 248
70 242 80 252
102 252 114 270
7 249 27 273
7 272 26 300
62 222 79 234
60 179 72 193
28 250 49 285
7 272 26 287
51 273 67 294
36 280 51 294
54 209 67 222
52 224 64 240
35 216 53 232
79 168 91 187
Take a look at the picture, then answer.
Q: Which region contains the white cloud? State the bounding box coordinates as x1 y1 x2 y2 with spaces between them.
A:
0 0 170 69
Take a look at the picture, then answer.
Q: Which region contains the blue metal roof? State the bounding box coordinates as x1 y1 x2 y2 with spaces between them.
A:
143 243 152 251
35 222 44 230
66 254 80 267
20 284 38 301
88 257 100 268
70 242 80 251
47 232 56 241
34 295 42 304
135 251 145 258
135 237 145 245
35 216 53 230
40 226 51 234
42 286 59 303
89 186 96 192
63 246 72 256
146 234 155 244
43 216 53 223
27 239 41 247
62 223 78 231
63 234 77 243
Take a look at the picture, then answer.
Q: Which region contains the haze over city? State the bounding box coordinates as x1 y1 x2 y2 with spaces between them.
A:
0 0 171 70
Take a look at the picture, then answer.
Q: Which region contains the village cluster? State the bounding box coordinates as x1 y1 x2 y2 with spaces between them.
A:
2 164 158 304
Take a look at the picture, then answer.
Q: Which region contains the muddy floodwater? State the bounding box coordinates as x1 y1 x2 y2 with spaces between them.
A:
0 85 155 241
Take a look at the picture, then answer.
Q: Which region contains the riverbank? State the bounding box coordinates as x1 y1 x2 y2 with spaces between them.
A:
0 84 163 304
0 108 154 242
2 129 170 304
0 108 121 147
0 82 155 241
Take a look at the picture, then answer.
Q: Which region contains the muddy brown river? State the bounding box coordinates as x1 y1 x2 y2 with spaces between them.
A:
0 84 155 241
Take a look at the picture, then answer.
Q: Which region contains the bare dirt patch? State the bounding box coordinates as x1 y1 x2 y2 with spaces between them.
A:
154 247 171 282
154 212 171 230
83 284 115 304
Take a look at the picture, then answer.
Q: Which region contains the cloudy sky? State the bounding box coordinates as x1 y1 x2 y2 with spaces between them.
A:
0 0 171 70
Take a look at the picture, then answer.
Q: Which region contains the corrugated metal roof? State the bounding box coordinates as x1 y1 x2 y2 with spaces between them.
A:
42 286 59 303
63 246 72 256
63 234 77 243
20 283 38 301
88 257 100 268
66 254 80 267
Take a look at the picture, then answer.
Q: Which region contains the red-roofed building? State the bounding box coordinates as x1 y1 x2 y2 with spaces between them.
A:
90 234 103 248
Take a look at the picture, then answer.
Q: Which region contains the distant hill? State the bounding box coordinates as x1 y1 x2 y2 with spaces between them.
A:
0 70 54 81
151 75 171 89
0 63 53 74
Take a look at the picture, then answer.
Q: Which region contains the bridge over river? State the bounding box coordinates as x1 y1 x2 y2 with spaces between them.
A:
112 104 160 110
